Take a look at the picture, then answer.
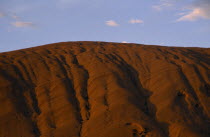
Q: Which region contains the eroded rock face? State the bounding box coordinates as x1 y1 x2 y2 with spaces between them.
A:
0 42 209 137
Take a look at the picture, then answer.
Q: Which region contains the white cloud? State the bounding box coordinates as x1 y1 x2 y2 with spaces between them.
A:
122 41 128 43
129 19 143 24
106 20 119 27
152 0 174 11
11 21 36 28
177 0 210 21
177 8 210 21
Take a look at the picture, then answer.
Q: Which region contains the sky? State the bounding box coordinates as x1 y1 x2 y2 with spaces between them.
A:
0 0 210 52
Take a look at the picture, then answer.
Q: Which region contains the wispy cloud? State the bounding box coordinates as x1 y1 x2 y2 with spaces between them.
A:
0 12 6 17
11 21 36 28
0 11 36 29
106 20 119 27
152 0 174 11
11 14 20 20
177 0 210 21
122 41 128 43
129 19 143 24
0 11 21 19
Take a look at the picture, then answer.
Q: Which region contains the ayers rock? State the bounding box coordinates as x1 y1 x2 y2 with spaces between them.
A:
0 41 209 137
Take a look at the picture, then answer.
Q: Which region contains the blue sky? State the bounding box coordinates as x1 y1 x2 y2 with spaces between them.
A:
0 0 210 52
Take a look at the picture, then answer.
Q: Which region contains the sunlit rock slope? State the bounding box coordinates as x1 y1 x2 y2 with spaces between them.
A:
0 42 209 137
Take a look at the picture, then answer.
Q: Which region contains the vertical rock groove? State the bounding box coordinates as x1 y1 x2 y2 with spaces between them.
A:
0 42 209 137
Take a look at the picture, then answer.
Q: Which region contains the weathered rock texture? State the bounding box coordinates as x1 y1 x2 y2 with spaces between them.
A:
0 42 209 137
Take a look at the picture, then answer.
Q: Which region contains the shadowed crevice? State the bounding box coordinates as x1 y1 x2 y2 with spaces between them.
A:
102 53 170 137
